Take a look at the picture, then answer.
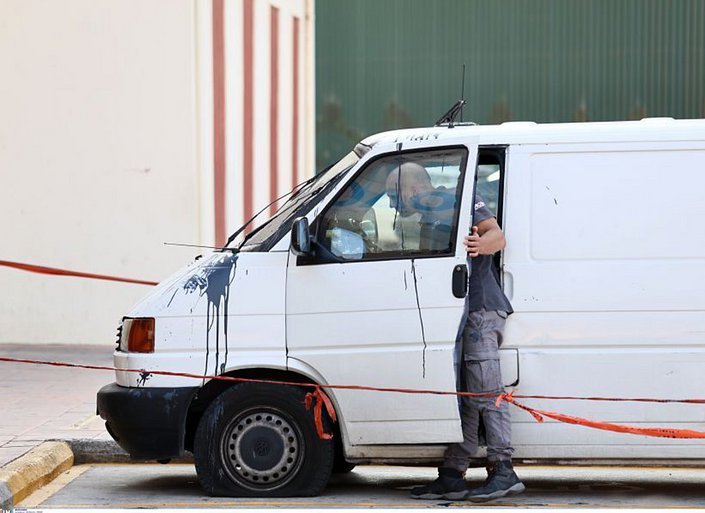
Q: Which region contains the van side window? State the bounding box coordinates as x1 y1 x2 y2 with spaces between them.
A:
317 148 468 261
475 147 505 222
476 147 507 275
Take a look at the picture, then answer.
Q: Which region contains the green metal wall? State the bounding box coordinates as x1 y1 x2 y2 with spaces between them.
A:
316 0 705 166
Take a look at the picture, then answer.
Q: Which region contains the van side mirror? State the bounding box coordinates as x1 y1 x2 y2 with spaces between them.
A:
290 217 312 256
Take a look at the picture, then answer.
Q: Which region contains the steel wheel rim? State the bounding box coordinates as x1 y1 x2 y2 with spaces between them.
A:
221 407 304 491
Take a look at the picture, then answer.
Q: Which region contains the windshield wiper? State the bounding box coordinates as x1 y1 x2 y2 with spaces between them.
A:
223 173 321 250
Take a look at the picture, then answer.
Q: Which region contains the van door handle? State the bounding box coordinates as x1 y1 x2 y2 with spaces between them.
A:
452 264 468 298
502 265 514 301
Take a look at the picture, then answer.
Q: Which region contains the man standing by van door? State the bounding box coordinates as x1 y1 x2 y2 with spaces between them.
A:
411 196 525 502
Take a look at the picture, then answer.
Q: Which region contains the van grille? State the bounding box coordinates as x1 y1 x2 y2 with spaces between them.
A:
115 322 123 351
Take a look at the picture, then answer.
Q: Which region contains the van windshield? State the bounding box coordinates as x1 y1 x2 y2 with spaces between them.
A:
235 151 360 251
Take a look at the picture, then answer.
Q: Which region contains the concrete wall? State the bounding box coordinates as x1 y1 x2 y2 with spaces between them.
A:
0 0 314 345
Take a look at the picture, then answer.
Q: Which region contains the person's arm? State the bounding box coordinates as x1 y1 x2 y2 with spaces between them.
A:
464 217 506 257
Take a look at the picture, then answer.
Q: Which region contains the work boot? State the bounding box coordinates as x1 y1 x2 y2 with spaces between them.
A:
410 467 469 500
467 460 525 502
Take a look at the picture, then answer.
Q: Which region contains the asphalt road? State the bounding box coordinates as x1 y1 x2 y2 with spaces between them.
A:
19 463 705 509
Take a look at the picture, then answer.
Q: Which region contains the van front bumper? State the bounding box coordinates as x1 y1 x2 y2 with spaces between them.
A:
97 383 198 460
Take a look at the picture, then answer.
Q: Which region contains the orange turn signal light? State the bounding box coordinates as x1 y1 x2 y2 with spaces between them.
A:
127 318 155 353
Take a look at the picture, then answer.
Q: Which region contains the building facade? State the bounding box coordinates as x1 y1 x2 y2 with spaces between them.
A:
0 0 314 344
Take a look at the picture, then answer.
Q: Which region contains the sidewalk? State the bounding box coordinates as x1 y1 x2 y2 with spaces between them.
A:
0 343 115 467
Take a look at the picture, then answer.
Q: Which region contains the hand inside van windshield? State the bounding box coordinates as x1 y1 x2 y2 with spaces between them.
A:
232 151 360 251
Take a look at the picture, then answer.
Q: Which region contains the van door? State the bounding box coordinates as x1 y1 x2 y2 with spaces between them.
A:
286 143 477 445
503 141 705 459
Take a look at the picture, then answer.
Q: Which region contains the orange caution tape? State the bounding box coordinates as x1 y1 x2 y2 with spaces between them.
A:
3 356 705 441
0 259 158 286
304 387 337 440
498 394 705 439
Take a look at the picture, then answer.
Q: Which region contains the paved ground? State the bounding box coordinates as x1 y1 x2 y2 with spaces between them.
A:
0 344 114 467
19 463 705 509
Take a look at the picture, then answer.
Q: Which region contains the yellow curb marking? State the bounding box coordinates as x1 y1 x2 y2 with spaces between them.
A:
0 441 73 505
18 464 92 507
72 414 102 429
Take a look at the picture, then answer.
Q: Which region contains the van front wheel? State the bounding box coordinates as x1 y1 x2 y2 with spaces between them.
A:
194 382 334 497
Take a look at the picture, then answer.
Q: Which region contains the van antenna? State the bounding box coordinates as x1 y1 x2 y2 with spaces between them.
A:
163 242 238 252
433 99 466 128
460 64 466 123
164 172 321 253
434 65 470 127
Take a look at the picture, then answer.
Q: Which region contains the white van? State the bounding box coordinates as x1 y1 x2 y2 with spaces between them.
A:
97 118 705 497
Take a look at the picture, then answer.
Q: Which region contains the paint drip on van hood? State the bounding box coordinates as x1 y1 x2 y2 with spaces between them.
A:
182 253 237 376
124 252 237 376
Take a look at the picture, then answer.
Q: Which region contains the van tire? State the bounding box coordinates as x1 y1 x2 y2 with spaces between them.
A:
194 382 334 497
332 459 356 474
332 438 355 474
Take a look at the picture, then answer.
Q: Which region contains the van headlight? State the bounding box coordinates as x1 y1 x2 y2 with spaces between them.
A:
119 317 155 353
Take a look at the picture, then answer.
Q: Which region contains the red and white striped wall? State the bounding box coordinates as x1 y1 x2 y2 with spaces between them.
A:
196 0 314 246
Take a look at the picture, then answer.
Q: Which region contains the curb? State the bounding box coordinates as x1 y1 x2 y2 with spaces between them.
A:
65 439 131 465
65 439 194 465
0 439 195 509
0 441 73 510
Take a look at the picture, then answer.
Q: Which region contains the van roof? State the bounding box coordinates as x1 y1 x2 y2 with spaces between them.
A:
359 118 705 149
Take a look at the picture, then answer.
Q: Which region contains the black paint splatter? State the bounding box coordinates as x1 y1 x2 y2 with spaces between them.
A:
137 371 152 386
183 253 237 379
410 259 427 379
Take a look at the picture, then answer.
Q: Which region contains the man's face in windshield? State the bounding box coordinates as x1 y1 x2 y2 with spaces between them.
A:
385 162 435 218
